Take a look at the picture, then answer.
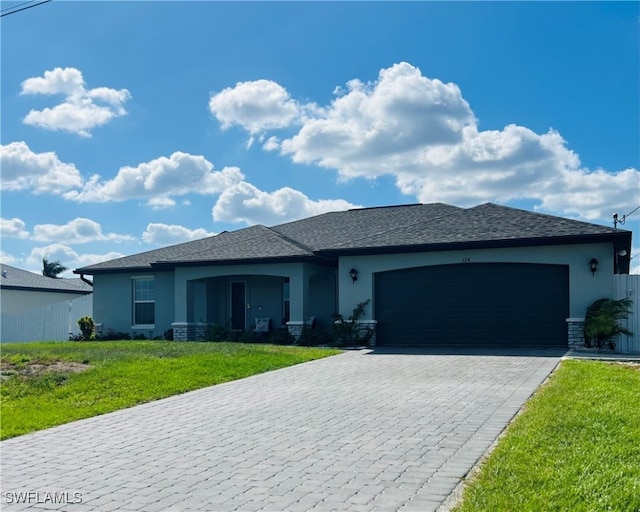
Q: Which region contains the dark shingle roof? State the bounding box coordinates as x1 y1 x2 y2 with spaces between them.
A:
1 264 92 293
74 203 631 274
319 203 628 253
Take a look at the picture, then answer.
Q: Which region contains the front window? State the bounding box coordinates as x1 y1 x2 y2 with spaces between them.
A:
133 278 155 325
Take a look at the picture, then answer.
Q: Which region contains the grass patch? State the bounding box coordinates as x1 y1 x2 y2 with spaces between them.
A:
454 360 640 512
0 340 340 440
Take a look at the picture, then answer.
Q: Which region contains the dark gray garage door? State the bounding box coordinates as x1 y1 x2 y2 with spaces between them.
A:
375 263 569 347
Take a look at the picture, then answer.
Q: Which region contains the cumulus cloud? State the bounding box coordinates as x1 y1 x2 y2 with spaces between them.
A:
0 251 18 265
1 218 29 239
142 223 215 245
146 197 177 210
21 67 131 137
209 79 301 134
212 181 358 226
65 152 244 202
25 244 125 277
209 61 639 222
32 218 134 244
0 141 83 194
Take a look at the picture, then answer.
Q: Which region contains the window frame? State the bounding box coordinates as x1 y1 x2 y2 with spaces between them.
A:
132 276 155 328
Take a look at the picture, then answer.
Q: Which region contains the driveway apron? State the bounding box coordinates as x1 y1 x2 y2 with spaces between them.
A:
0 348 562 512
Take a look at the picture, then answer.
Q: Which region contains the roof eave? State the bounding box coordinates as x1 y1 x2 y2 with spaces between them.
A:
316 232 632 257
152 254 333 269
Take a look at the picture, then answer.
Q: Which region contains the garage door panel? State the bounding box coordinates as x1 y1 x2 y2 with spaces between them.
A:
375 263 569 347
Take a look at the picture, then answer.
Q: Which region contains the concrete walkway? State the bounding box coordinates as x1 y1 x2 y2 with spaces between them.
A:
0 348 562 512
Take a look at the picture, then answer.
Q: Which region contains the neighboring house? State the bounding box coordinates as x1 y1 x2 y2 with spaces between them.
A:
1 264 93 343
74 203 632 349
1 264 92 315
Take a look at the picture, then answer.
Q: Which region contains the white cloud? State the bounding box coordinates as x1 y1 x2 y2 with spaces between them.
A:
0 251 18 265
26 244 125 277
212 181 358 225
209 79 301 134
32 218 134 244
142 223 215 245
0 141 83 194
21 67 131 137
147 197 176 210
210 61 638 223
65 152 244 203
1 218 29 239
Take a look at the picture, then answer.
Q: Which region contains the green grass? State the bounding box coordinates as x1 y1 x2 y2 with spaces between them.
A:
454 360 640 512
0 340 340 440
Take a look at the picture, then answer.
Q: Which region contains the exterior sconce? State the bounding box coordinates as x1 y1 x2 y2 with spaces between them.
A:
618 249 628 257
589 258 599 276
349 268 358 283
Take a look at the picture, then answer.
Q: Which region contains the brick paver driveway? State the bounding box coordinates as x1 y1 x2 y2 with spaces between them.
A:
0 347 563 512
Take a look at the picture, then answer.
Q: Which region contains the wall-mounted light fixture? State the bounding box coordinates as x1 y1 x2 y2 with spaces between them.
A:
618 249 628 257
349 268 358 283
589 258 599 276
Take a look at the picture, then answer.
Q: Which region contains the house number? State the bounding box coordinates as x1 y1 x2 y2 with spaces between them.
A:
462 257 471 263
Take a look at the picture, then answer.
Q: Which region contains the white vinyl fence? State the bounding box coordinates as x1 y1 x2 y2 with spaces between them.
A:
613 274 639 354
1 294 93 343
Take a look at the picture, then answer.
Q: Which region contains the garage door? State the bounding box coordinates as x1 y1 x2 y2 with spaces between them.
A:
375 263 569 347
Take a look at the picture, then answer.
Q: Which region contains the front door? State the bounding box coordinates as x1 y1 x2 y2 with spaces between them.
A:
230 281 246 330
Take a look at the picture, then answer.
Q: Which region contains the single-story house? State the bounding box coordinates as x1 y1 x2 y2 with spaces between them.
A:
74 203 632 348
1 263 92 315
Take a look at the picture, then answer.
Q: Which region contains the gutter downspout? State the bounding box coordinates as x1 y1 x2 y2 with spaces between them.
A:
80 274 93 287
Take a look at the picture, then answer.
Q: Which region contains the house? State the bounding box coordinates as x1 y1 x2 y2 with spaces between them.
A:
1 263 92 315
1 264 93 342
74 203 632 348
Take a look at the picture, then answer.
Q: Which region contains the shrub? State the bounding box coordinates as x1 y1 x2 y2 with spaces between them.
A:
332 299 374 347
583 297 633 350
206 323 233 342
97 329 131 341
298 326 330 346
268 327 296 345
77 316 95 341
163 328 174 341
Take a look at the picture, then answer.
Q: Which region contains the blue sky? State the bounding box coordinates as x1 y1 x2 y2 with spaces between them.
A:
1 1 639 275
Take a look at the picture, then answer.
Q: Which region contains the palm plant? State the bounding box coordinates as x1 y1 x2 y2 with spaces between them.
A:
583 298 633 350
42 258 68 278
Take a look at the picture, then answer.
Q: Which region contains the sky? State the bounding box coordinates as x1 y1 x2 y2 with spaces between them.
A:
1 1 639 276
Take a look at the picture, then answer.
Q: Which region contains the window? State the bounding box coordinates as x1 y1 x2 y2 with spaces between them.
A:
283 277 290 323
133 278 155 325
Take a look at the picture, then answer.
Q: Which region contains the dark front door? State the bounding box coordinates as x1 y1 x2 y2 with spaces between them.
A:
231 281 246 330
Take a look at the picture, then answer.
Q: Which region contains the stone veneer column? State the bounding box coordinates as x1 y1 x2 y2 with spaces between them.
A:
566 317 585 350
171 322 208 341
286 321 304 340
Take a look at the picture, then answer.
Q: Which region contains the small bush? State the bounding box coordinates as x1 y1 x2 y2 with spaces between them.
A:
206 323 233 342
163 328 174 341
332 299 374 347
77 316 95 341
268 328 296 345
583 297 633 350
96 328 131 341
298 326 330 346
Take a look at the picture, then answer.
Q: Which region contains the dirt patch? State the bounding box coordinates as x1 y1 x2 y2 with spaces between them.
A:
0 360 93 380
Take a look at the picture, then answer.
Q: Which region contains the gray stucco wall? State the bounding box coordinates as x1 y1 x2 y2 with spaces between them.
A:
92 271 174 338
337 242 615 321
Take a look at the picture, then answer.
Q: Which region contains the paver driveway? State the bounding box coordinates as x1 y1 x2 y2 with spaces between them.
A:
0 347 562 512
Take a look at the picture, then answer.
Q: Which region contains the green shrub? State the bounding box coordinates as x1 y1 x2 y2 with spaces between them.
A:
268 327 295 345
77 316 95 341
206 323 233 342
583 297 633 350
332 299 374 347
298 326 330 346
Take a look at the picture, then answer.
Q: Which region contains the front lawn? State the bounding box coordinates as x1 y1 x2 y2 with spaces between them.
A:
0 341 340 440
454 360 640 512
